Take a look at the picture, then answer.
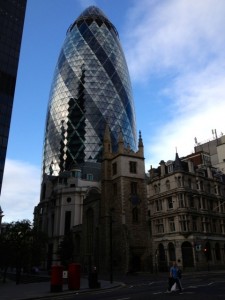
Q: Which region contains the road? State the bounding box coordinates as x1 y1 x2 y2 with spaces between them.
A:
47 272 225 300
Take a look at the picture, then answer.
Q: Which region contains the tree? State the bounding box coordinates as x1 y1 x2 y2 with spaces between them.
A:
57 231 74 267
0 220 48 284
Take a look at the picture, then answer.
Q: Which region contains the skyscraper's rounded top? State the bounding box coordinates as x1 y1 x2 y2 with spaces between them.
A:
68 5 118 36
43 5 136 176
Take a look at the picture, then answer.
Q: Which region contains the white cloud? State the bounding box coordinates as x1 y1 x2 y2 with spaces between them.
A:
122 0 225 169
0 159 41 223
124 0 225 80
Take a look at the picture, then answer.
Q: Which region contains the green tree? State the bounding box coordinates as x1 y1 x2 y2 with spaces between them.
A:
0 220 48 284
57 232 74 267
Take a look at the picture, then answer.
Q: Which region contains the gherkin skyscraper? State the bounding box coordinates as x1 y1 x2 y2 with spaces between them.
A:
42 6 137 176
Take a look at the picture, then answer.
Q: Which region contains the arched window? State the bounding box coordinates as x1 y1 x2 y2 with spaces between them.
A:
41 183 46 200
158 243 166 261
215 243 221 260
204 241 212 261
168 242 176 262
86 209 94 253
166 180 170 190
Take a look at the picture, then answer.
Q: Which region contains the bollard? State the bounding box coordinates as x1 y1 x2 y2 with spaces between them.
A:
88 266 100 288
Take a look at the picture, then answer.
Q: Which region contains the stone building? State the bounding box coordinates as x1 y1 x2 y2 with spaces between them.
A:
147 151 225 272
34 128 151 274
34 162 101 269
195 132 225 173
99 128 151 273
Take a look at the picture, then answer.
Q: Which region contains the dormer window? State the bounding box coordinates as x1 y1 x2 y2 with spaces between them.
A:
87 174 93 181
168 164 173 173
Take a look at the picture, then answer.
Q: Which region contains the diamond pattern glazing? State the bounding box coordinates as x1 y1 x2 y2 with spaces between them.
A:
42 6 137 175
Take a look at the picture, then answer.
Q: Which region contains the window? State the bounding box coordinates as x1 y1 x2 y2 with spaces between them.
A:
156 199 162 211
86 209 94 253
154 184 160 193
201 217 204 231
205 217 211 232
212 219 217 233
41 183 46 199
72 170 81 178
132 207 138 223
201 217 211 232
197 197 201 209
208 199 213 211
131 181 137 195
168 164 173 173
178 193 185 208
215 243 221 261
202 197 206 209
156 219 164 233
220 201 225 213
166 180 170 190
167 197 173 209
207 184 211 194
129 161 137 173
220 220 225 234
87 173 93 181
179 215 189 232
196 180 200 190
188 195 194 208
64 211 71 235
188 178 192 188
112 162 117 175
177 176 182 187
168 217 175 232
218 185 221 195
200 181 204 191
192 216 197 231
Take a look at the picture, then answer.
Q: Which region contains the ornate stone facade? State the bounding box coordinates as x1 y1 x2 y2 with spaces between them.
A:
147 151 225 272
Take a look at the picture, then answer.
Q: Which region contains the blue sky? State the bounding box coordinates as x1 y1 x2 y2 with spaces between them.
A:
1 0 225 222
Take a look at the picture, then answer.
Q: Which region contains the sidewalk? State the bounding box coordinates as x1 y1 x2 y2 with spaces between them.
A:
0 277 122 300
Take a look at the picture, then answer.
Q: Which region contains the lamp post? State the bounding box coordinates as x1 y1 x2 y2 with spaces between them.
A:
101 213 113 283
109 214 113 283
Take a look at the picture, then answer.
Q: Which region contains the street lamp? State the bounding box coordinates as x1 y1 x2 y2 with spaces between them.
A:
101 213 113 283
109 214 113 284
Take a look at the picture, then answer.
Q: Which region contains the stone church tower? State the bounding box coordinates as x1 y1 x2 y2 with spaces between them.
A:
99 126 151 273
34 126 151 274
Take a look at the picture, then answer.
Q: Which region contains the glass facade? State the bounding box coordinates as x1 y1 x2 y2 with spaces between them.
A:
42 6 137 176
0 0 27 194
